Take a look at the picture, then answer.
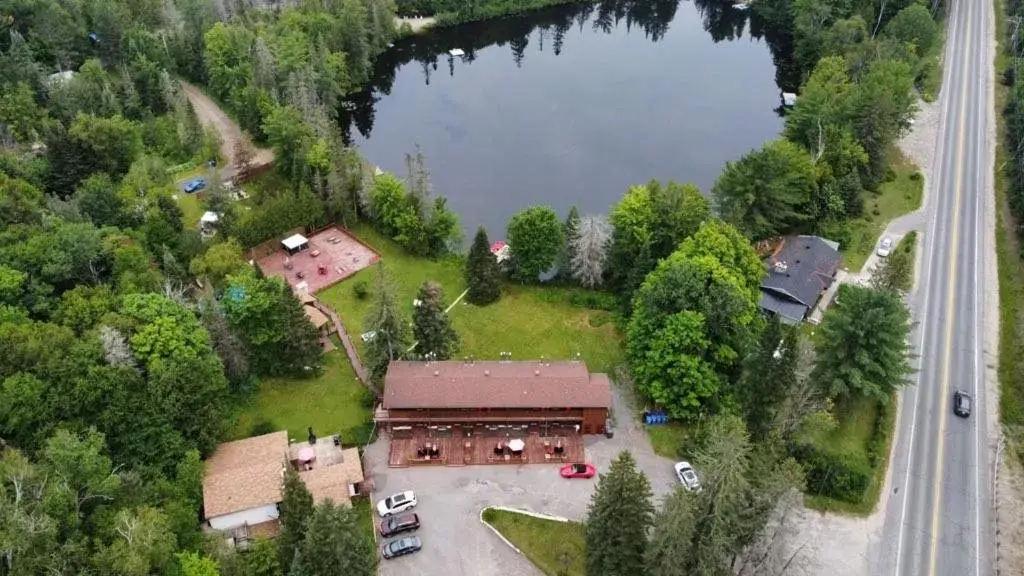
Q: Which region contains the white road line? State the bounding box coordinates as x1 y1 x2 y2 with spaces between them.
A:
972 0 986 572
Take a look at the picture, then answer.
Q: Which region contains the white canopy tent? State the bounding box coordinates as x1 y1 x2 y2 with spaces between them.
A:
281 233 309 255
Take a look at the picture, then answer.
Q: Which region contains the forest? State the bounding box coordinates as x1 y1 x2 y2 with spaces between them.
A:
0 0 939 573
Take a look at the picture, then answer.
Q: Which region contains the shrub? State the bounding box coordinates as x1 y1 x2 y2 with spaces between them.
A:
353 281 369 300
250 418 277 437
909 171 923 181
792 443 872 503
884 167 898 182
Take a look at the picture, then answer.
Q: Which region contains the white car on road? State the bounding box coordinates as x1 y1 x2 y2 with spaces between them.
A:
674 462 701 492
377 490 417 517
877 237 893 257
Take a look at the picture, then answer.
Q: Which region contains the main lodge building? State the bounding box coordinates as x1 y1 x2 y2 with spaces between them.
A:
374 360 612 466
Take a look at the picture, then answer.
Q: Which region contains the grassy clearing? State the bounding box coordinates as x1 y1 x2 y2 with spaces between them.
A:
352 498 377 546
842 150 925 271
229 349 375 446
482 508 586 576
176 192 204 230
804 395 897 515
646 424 690 460
317 224 624 372
993 0 1024 436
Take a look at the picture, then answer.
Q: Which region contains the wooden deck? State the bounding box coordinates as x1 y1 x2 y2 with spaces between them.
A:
387 432 584 468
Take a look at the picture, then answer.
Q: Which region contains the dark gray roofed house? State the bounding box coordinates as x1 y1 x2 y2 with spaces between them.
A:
759 235 841 324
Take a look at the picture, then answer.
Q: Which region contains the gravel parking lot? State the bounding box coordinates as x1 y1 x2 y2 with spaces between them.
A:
366 383 677 576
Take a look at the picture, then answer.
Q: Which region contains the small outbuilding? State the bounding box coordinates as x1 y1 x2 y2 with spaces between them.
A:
281 234 309 256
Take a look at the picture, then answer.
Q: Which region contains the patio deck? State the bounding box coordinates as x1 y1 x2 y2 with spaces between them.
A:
387 432 584 468
257 226 379 294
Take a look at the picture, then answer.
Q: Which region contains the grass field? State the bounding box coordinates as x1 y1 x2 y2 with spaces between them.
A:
229 348 375 446
804 396 896 515
482 508 585 576
842 150 925 271
317 224 625 372
646 424 690 460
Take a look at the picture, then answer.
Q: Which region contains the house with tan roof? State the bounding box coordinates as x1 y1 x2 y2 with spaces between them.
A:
202 430 364 537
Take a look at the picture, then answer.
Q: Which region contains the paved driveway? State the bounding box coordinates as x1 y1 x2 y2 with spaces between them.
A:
366 383 677 576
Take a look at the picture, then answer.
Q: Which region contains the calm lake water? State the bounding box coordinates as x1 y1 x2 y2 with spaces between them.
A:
341 0 786 240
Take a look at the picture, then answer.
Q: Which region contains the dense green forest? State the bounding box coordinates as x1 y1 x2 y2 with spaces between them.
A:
0 0 402 574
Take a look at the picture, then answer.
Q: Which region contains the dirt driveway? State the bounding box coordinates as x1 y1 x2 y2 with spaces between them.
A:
180 81 274 180
365 383 677 576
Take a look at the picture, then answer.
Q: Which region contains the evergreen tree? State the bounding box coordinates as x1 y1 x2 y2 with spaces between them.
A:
363 263 409 385
412 280 459 360
288 502 376 576
465 226 501 305
645 488 699 576
585 451 654 576
735 317 800 439
278 467 314 569
811 284 913 402
560 205 580 279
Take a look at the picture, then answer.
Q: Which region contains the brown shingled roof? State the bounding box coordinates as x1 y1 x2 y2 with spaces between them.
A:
203 431 288 519
299 447 364 507
382 360 612 410
303 304 330 329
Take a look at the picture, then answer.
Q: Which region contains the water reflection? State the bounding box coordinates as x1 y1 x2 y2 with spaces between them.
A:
341 0 782 141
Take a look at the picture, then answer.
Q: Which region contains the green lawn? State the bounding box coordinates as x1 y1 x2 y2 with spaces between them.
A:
229 349 375 446
804 396 896 515
317 225 624 372
842 150 924 271
482 508 585 576
177 192 204 230
646 424 690 460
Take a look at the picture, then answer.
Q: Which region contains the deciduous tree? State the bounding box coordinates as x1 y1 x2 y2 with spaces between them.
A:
811 284 913 402
221 272 324 377
507 205 563 282
412 280 459 360
465 226 501 305
585 451 654 576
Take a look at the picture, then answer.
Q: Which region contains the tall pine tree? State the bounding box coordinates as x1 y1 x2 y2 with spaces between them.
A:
363 263 409 385
585 451 654 576
560 205 580 280
465 226 501 305
412 281 459 360
288 501 375 576
735 317 800 439
278 467 314 569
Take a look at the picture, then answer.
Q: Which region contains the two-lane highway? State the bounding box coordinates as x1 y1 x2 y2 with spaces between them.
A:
879 0 994 573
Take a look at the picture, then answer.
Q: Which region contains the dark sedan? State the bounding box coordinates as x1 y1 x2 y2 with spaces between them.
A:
953 390 972 418
382 536 422 560
380 513 420 538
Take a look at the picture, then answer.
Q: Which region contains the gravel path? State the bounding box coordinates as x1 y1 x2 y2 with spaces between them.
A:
180 81 274 180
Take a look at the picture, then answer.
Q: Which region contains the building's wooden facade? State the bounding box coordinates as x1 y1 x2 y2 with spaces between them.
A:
375 361 613 436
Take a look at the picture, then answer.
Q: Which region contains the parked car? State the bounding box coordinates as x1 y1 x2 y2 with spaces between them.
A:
183 178 206 194
380 513 420 538
877 237 893 257
674 461 701 491
377 490 417 517
953 390 972 418
560 463 596 479
382 536 422 560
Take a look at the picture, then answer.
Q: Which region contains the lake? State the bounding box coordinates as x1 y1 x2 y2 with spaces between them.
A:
341 0 786 240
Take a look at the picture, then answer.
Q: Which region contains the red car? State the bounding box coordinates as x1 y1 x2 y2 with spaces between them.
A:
560 463 596 479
